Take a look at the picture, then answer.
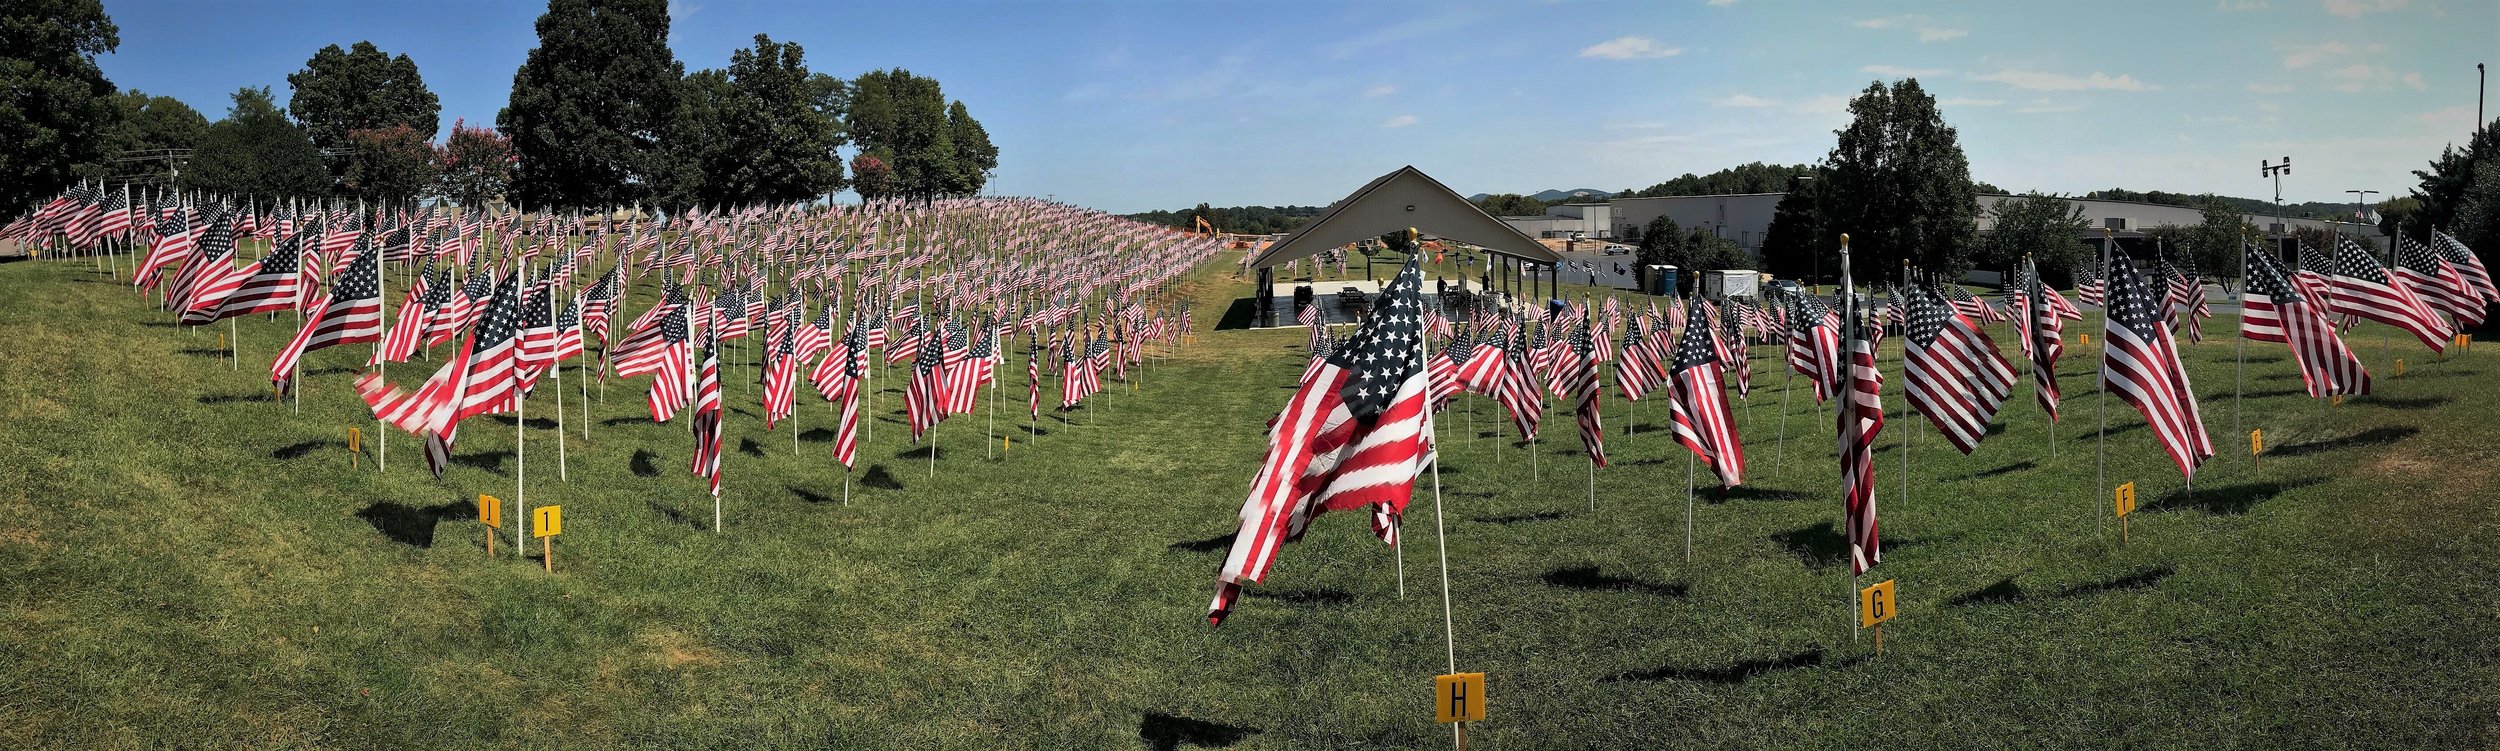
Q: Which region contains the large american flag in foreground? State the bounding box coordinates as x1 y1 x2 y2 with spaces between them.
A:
1669 298 1743 487
1838 282 1883 576
1903 283 2013 455
2243 249 2369 398
2102 252 2214 480
1209 257 1431 627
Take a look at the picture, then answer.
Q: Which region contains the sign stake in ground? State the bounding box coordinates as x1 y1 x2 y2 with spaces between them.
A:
1434 672 1486 748
478 493 502 558
1858 579 1896 656
534 505 561 572
348 428 361 470
2114 481 2137 544
2250 430 2262 472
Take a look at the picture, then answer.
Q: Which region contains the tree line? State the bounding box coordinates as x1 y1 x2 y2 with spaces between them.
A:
1127 203 1328 236
0 0 1000 220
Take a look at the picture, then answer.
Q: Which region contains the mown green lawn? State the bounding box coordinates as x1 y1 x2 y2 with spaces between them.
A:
1 252 2494 749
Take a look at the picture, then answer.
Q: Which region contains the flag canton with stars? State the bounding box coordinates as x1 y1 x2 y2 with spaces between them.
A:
2396 236 2444 273
2332 238 2393 284
518 278 553 331
474 275 525 351
262 230 302 275
336 238 382 301
1620 317 1645 350
1906 285 1950 345
197 213 236 262
968 324 995 360
2300 243 2333 274
1328 259 1426 424
2106 254 2162 332
1673 299 1720 374
2246 250 2304 304
423 268 457 307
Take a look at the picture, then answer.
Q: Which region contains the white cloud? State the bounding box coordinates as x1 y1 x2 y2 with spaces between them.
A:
1382 114 1418 128
668 0 702 16
2217 0 2270 8
1793 95 1853 116
2280 40 2352 69
2417 105 2474 131
1707 0 1738 5
2402 71 2426 90
1322 11 1485 59
2248 82 2296 93
1916 27 1968 42
2258 102 2285 112
2323 0 2407 17
1971 69 2155 91
1580 36 1683 60
2016 98 2084 114
1938 97 2004 107
1711 94 1778 107
1364 84 1398 98
1853 17 1901 29
1861 64 1949 78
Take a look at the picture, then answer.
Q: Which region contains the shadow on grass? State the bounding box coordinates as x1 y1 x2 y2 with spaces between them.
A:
630 449 661 478
177 347 229 359
2241 354 2285 364
2365 395 2451 410
799 428 836 443
2050 565 2175 598
861 464 903 490
2146 477 2326 515
2236 388 2308 400
1626 422 1669 436
788 485 836 504
1476 510 1569 525
1772 523 1845 569
645 500 707 531
1603 649 1868 684
356 499 476 547
1542 566 1686 597
1167 533 1232 553
197 391 273 405
738 438 767 458
270 439 342 459
1958 460 2038 480
485 414 560 430
303 366 360 378
1947 576 2027 606
1242 588 1353 606
451 451 511 475
2270 426 2418 458
600 416 653 428
1718 486 1812 502
1139 711 1259 751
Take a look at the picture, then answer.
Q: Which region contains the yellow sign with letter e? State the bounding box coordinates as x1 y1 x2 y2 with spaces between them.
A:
1434 672 1486 724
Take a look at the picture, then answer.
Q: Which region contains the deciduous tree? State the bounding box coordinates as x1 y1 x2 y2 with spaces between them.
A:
500 0 682 209
0 0 120 220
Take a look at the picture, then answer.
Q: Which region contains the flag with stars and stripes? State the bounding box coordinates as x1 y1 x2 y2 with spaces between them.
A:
2394 235 2485 328
1208 256 1432 627
2102 252 2215 480
1837 270 1883 576
2432 231 2498 303
811 314 870 470
2022 257 2064 421
2243 249 2369 398
691 331 724 497
1903 282 2013 455
906 327 950 441
270 235 385 389
1668 298 1743 487
199 220 307 322
2327 236 2449 353
1564 317 1607 468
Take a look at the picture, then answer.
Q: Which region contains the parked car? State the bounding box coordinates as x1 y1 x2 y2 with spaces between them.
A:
1602 244 1632 255
1767 279 1801 296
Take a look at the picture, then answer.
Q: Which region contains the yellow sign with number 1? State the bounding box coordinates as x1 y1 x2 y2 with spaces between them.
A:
1434 673 1485 724
478 494 502 557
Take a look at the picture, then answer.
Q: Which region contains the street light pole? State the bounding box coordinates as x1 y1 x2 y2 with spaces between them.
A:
2262 157 2290 257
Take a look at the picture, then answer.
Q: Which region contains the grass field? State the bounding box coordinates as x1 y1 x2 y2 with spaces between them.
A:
2 251 2496 749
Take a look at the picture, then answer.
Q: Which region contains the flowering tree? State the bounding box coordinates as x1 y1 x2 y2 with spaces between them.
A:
851 153 894 200
436 118 514 209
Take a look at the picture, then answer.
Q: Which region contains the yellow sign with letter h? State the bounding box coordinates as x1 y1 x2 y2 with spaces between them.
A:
1434 673 1485 723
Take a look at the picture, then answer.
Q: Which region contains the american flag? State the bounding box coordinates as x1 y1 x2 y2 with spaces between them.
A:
2159 255 2211 343
206 222 307 320
1059 335 1085 410
2101 252 2215 480
1668 298 1743 487
553 299 586 363
1616 317 1662 401
822 321 868 470
375 261 435 364
270 236 385 388
2021 258 2064 421
1300 330 1334 385
1901 282 2013 454
623 294 693 422
2394 236 2486 328
1944 282 2002 323
946 319 998 415
795 300 834 364
580 265 622 347
2243 249 2369 398
1026 344 1042 421
1721 302 1752 399
1208 257 1431 626
2327 236 2449 353
1495 328 1544 442
135 207 195 290
445 272 529 424
2075 263 2106 307
1786 293 1840 403
2433 231 2498 303
762 302 799 429
906 327 949 441
1837 271 1883 575
1454 325 1508 396
1563 318 1607 467
172 211 242 318
690 332 724 498
2295 242 2336 302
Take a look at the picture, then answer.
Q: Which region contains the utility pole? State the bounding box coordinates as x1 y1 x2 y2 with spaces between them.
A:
2479 63 2486 128
2262 157 2290 258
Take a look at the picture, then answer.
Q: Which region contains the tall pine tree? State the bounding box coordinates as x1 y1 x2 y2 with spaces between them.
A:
499 0 682 209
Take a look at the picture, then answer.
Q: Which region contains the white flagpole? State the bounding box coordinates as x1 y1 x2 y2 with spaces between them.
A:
1416 282 1463 751
554 287 568 482
2095 230 2113 537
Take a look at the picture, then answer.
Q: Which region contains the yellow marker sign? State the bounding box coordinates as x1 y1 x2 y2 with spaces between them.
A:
2114 482 2137 517
2249 429 2262 456
533 505 561 538
2395 359 2405 377
2080 333 2090 346
478 494 502 528
1434 673 1486 724
1859 579 1898 629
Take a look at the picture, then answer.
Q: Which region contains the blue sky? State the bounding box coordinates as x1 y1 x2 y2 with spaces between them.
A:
97 0 2494 213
